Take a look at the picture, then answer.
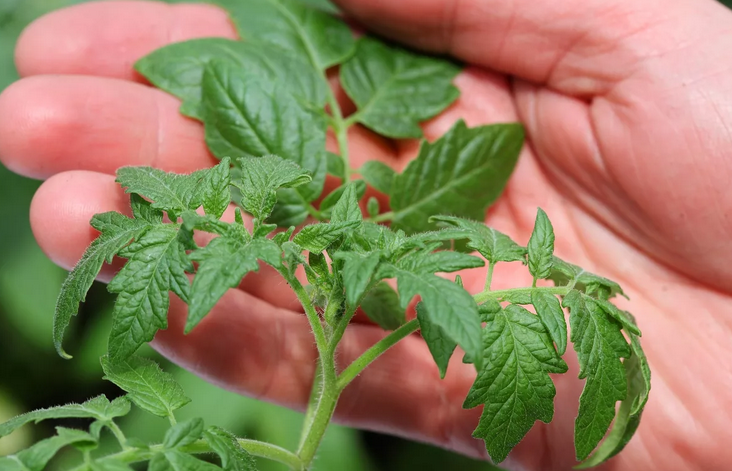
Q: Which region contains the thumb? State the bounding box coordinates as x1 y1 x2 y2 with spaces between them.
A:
334 0 732 96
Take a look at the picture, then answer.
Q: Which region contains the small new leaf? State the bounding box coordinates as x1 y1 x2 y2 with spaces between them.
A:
464 304 568 463
341 37 460 138
527 208 554 280
329 182 363 224
234 155 312 220
336 251 380 307
390 121 523 233
203 426 258 471
564 290 630 460
101 355 191 419
0 428 97 471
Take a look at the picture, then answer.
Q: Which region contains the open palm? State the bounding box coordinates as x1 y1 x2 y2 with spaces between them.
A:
1 1 731 470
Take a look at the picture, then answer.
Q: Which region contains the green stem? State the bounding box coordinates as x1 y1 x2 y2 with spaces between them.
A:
336 318 420 392
71 439 302 471
167 413 177 427
106 421 129 450
296 347 338 468
371 211 394 223
280 269 328 356
298 359 323 449
484 262 494 291
473 286 570 304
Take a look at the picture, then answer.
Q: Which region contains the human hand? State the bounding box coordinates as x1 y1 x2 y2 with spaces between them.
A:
1 1 730 470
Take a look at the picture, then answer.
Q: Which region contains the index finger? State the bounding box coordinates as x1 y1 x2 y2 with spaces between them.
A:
15 0 236 82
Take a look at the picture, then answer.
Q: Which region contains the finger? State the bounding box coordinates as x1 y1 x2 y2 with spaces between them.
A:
334 0 732 96
0 75 397 180
15 1 236 82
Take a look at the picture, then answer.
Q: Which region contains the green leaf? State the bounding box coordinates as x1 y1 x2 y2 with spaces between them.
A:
430 216 526 263
203 426 258 471
234 155 312 220
341 37 460 138
54 212 147 359
201 60 326 204
135 38 326 119
292 221 360 252
164 418 204 449
268 188 310 227
325 151 345 178
358 160 395 195
464 304 568 464
149 450 223 471
215 0 355 70
318 180 366 217
329 182 363 224
335 251 380 307
107 224 193 360
595 299 642 336
101 355 191 419
387 265 482 370
527 208 554 280
200 158 232 219
0 428 96 471
361 282 404 331
530 290 567 355
187 237 281 332
0 395 129 439
576 333 650 468
564 290 630 460
91 460 135 471
396 250 484 274
115 167 210 217
417 302 456 378
390 120 524 233
548 257 625 299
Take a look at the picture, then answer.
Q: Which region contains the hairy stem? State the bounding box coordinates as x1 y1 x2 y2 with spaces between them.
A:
337 318 420 392
298 359 323 450
484 262 494 291
106 421 129 450
280 269 328 356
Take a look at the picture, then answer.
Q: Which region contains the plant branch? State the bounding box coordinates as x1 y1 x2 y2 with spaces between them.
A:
484 262 494 291
336 318 420 392
370 211 394 223
106 421 129 450
326 88 351 183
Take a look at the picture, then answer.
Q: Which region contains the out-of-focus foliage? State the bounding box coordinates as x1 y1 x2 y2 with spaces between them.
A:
0 1 500 470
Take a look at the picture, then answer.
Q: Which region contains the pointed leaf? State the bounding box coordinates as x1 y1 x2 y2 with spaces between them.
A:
336 251 380 306
329 182 363 224
430 215 526 263
101 355 191 418
390 120 524 233
292 221 360 252
417 303 456 378
164 418 204 449
527 208 554 280
358 160 395 195
0 428 96 471
341 37 460 138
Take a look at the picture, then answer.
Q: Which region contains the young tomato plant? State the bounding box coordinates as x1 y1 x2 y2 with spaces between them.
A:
0 0 650 469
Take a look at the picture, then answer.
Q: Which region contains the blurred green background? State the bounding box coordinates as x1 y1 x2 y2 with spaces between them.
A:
0 1 498 470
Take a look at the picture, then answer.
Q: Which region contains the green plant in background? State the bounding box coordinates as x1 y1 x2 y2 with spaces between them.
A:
0 0 651 470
